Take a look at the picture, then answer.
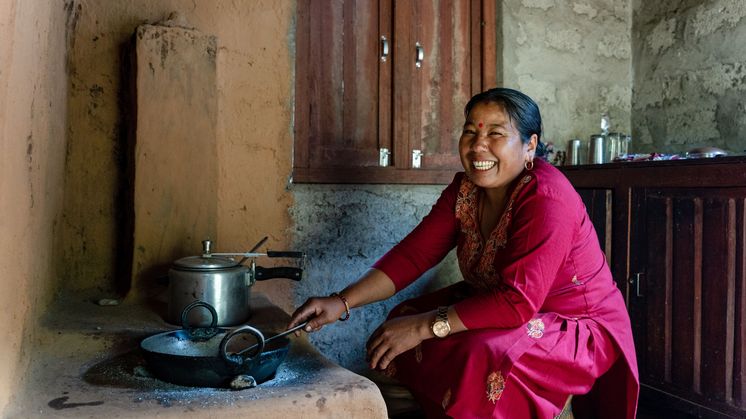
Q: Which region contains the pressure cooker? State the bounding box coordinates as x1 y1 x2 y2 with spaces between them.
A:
168 239 305 326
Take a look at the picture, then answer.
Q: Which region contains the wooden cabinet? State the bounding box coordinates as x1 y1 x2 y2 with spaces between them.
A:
562 158 746 418
293 0 497 184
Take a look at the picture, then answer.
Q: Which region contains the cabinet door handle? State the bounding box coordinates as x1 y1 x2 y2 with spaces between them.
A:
412 149 423 168
380 36 389 62
415 42 424 68
629 272 645 297
379 148 391 167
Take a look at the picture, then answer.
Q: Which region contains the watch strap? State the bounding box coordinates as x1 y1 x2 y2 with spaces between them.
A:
436 306 448 323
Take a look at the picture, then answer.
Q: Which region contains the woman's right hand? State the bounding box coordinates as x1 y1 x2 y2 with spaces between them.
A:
287 295 347 333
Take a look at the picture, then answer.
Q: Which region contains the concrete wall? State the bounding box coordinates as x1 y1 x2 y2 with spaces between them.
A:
502 0 632 150
289 184 463 371
632 0 746 154
59 0 296 308
0 0 69 413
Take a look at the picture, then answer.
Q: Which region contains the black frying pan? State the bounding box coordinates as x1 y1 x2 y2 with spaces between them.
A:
140 300 302 388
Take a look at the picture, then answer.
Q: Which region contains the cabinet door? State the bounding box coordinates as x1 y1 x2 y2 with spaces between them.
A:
575 188 613 263
295 0 384 171
393 0 483 171
294 0 497 184
629 187 746 417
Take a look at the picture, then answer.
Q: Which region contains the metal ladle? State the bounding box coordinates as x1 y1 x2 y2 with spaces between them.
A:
236 321 308 357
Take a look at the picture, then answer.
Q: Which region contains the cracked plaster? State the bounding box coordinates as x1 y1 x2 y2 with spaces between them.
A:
633 0 746 153
597 33 631 59
503 0 631 148
521 0 556 11
518 75 558 105
697 62 746 96
573 2 598 19
545 27 583 53
647 17 677 55
691 0 746 38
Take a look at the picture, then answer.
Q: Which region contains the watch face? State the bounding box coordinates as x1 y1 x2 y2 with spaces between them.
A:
433 321 450 338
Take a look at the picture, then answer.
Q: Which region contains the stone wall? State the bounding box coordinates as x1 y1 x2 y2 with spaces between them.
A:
0 0 69 412
290 184 462 371
632 0 746 153
502 0 632 152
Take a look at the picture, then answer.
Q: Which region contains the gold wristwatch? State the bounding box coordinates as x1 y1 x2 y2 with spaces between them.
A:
431 306 451 338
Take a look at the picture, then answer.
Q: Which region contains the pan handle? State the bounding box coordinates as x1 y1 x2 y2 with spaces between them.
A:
181 300 220 340
220 325 266 367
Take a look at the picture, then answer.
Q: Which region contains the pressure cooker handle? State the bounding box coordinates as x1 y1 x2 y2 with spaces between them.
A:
254 266 303 281
267 251 306 259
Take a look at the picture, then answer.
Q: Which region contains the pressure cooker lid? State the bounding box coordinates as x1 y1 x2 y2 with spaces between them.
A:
173 255 240 270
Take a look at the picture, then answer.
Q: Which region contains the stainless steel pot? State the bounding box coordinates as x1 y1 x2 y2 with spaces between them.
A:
168 240 304 326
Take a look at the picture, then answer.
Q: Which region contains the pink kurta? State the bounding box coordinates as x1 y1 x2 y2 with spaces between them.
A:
373 159 639 418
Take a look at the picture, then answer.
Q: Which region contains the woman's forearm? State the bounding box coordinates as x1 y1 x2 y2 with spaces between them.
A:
340 269 469 337
338 268 397 309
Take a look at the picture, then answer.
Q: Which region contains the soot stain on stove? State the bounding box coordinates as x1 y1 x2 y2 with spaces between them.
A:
316 396 327 411
48 396 104 410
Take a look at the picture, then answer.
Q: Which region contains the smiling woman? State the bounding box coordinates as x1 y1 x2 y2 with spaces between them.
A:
459 102 535 192
457 90 545 240
289 88 639 418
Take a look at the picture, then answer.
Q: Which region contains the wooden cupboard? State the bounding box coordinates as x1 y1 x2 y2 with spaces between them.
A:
293 0 497 184
562 157 746 418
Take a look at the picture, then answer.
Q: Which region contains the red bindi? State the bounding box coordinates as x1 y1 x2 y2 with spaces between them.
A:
478 122 483 128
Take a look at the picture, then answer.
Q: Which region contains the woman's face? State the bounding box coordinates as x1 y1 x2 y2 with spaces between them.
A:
458 101 537 191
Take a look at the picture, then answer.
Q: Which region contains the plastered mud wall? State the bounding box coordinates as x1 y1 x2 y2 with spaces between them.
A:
632 0 746 153
502 0 632 150
59 0 296 309
0 1 69 412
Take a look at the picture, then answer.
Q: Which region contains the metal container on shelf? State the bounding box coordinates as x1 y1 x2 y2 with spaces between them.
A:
566 139 585 165
620 134 631 158
589 135 606 164
607 132 621 161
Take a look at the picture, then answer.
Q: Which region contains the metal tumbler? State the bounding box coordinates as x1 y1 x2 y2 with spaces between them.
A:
620 134 631 157
589 135 606 164
566 139 583 165
607 132 621 161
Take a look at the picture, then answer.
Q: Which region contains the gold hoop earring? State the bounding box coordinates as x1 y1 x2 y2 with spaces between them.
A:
525 160 534 171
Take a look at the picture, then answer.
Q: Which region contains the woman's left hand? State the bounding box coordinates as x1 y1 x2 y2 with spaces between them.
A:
366 312 433 370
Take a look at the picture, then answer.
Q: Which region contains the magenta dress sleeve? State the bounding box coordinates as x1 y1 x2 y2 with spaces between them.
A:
454 187 577 329
372 174 462 291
